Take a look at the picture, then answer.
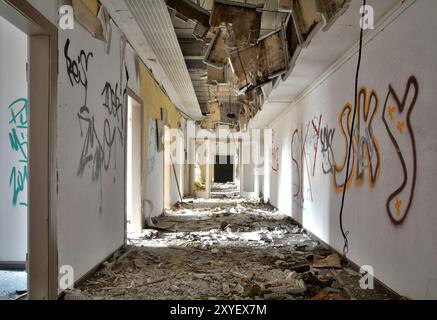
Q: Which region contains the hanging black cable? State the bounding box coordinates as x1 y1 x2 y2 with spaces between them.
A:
339 0 367 260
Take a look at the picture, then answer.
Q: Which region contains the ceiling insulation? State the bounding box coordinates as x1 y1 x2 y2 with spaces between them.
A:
210 0 263 47
204 28 230 68
278 0 292 12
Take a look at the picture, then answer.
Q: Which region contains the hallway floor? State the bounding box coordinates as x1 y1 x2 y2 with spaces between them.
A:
0 271 27 300
73 184 399 300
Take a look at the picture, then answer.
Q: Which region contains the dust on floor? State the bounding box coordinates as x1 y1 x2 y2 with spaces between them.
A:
72 185 399 300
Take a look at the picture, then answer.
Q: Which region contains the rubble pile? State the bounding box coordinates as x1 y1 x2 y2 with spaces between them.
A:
72 185 399 300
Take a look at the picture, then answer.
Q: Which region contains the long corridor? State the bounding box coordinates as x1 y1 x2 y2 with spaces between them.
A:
72 184 398 301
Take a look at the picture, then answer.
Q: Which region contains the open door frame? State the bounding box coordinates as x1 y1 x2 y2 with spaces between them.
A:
125 89 144 236
0 0 58 299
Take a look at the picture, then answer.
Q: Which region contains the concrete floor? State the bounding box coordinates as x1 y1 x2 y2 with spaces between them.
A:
72 184 399 300
0 271 27 300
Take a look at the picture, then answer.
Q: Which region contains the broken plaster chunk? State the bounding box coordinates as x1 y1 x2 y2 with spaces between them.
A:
211 248 220 254
235 283 245 295
222 283 231 295
170 285 181 292
272 252 286 260
243 283 262 298
313 253 342 269
290 264 311 273
286 271 298 280
267 279 307 295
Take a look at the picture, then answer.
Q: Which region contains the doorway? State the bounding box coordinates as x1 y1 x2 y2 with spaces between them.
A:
0 0 58 299
214 156 233 183
0 14 28 300
126 92 143 234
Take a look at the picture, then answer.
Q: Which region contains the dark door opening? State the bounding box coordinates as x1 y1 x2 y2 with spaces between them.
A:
214 156 233 183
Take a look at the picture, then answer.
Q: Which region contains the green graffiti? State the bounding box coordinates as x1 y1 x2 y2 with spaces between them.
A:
8 98 29 208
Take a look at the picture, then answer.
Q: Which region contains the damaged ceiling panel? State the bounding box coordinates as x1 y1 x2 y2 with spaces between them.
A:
319 0 352 31
229 45 258 91
210 0 263 47
204 28 230 68
165 0 355 131
166 0 211 30
207 65 227 85
283 13 303 80
290 0 323 46
257 28 288 86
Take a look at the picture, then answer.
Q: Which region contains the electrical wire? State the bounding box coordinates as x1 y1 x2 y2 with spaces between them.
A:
338 0 367 260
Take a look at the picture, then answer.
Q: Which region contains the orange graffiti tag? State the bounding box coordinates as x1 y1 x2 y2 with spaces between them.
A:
397 121 405 135
388 106 396 120
395 197 402 217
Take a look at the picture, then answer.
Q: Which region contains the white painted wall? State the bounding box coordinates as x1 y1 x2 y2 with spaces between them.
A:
0 16 28 263
146 119 164 218
57 20 139 282
27 0 58 25
269 0 437 300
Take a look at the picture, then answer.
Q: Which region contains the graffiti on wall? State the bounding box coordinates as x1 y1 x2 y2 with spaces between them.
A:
147 119 157 176
65 38 125 182
8 98 29 208
291 115 322 207
382 76 418 225
65 38 93 108
284 76 418 225
320 125 336 175
333 88 381 193
64 38 126 212
271 129 279 172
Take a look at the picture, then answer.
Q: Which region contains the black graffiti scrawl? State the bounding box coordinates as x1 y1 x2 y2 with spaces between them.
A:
382 76 419 225
65 38 93 108
64 39 124 183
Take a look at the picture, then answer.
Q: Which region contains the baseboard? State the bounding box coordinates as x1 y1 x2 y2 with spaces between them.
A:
57 245 125 300
0 261 26 271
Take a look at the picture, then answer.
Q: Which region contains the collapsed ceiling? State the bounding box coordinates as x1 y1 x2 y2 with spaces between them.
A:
167 0 352 131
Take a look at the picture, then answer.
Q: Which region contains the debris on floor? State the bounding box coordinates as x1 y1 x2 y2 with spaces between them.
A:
0 271 27 301
77 184 400 300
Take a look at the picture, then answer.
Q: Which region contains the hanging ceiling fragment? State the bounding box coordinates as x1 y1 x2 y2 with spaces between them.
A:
283 13 303 80
257 28 289 86
170 0 353 131
278 0 293 12
201 99 222 130
207 65 227 85
229 45 258 91
210 0 263 48
204 28 230 68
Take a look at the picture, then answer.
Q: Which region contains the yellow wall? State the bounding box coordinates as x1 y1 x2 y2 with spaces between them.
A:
82 0 100 16
139 63 181 128
138 62 182 202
